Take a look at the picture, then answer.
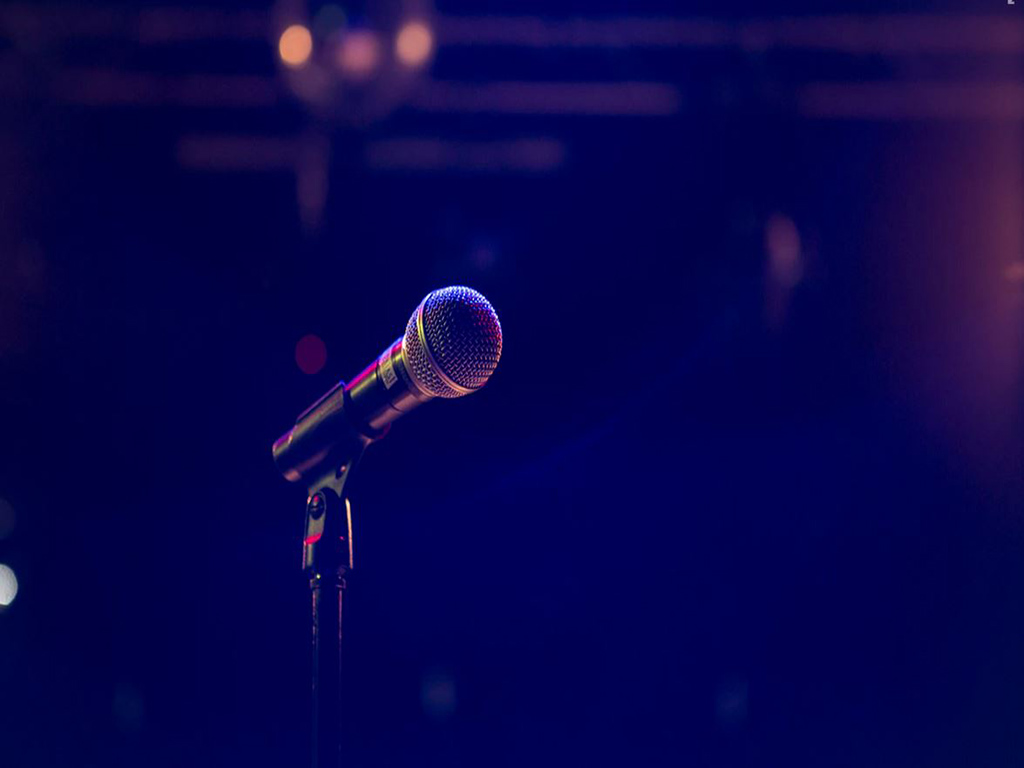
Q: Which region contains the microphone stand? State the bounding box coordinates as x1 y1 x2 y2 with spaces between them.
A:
298 399 372 768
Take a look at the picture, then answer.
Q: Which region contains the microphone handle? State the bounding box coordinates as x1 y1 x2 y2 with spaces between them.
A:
345 338 431 432
272 338 431 486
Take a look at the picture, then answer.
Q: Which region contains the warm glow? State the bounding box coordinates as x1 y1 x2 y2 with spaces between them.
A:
421 669 457 720
395 21 433 67
279 24 313 68
765 214 802 288
337 30 381 79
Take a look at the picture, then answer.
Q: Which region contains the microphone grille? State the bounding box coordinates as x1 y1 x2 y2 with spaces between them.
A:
403 286 503 398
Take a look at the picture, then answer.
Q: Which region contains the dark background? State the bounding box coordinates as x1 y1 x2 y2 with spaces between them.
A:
1 2 1022 766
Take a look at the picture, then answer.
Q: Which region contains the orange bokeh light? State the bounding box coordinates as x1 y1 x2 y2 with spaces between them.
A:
279 24 313 68
395 21 433 67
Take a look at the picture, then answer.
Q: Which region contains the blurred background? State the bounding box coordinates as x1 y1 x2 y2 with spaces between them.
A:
1 1 1023 766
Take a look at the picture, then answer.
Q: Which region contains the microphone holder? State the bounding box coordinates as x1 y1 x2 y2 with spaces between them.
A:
297 383 374 768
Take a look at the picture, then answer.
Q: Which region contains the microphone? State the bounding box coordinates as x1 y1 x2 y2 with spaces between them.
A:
272 286 503 485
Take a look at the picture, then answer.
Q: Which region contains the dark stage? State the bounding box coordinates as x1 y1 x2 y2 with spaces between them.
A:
0 3 1022 767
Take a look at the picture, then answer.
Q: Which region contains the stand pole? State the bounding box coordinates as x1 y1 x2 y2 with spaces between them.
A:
310 562 345 768
303 464 358 768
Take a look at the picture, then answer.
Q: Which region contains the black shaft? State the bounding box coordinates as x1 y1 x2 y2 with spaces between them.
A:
311 574 344 768
304 485 355 768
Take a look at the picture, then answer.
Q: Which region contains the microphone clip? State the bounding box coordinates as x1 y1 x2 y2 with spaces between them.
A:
301 449 361 578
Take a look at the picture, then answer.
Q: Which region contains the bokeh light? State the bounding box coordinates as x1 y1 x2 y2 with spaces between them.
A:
765 214 803 288
279 24 314 68
0 564 19 607
1006 261 1024 284
715 676 748 730
469 242 497 271
0 498 15 540
420 669 457 721
295 334 328 375
395 21 433 68
764 213 803 330
337 30 382 80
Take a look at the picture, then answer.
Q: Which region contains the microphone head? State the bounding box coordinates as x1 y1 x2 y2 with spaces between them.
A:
403 286 503 398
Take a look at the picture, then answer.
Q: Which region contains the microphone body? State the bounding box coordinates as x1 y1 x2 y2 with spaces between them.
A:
272 287 502 485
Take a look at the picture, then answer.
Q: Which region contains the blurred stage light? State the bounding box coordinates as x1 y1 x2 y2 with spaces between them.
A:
765 214 803 288
337 30 382 79
1006 261 1024 284
469 242 497 271
764 214 803 330
295 334 328 375
0 564 18 607
715 676 748 729
272 2 438 127
421 669 457 721
279 24 314 68
0 498 15 540
395 21 433 68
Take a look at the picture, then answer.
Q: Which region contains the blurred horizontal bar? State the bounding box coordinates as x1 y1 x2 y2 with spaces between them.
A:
137 8 268 43
365 138 566 172
436 17 731 49
0 5 267 42
178 135 301 171
48 70 676 116
177 135 566 173
54 70 280 107
0 5 130 39
801 82 1024 121
437 15 1024 54
410 81 681 116
2 6 1022 56
38 70 1024 124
